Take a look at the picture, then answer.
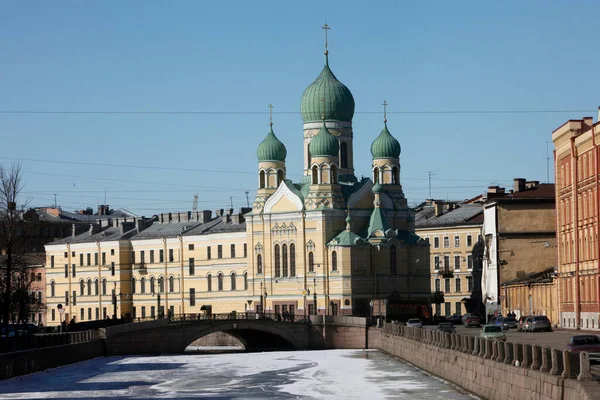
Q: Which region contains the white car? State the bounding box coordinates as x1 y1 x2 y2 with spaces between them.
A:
406 318 423 328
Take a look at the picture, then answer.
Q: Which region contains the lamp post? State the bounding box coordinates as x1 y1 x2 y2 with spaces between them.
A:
260 282 267 316
313 278 317 315
112 283 131 320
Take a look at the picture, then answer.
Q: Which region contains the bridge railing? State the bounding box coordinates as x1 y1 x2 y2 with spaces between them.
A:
0 330 97 354
168 312 311 324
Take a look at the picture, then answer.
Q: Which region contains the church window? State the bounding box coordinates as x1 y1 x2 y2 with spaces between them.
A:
259 170 266 189
282 244 288 277
169 276 174 292
87 279 92 296
341 142 348 169
257 254 263 274
331 251 338 271
277 170 284 185
308 252 314 273
392 166 399 184
390 245 397 275
50 281 55 297
331 165 338 184
217 273 223 291
231 272 237 291
207 274 212 292
290 244 296 277
274 245 281 277
312 165 319 184
373 167 379 184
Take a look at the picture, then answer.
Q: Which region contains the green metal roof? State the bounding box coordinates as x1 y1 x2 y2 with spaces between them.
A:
328 230 367 247
300 55 355 123
370 122 401 159
257 125 287 162
367 207 390 237
309 120 339 157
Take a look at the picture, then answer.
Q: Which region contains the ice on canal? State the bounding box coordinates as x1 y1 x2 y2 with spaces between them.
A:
0 350 476 399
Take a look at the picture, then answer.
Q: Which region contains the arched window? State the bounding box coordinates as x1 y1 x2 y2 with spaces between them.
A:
312 165 319 184
158 276 164 293
373 167 380 184
231 272 236 291
150 277 155 293
169 276 174 293
87 279 92 296
94 279 98 295
80 280 84 296
341 142 348 169
331 251 338 271
257 254 263 274
218 273 223 291
132 277 136 294
259 170 266 189
331 165 338 184
140 277 146 294
390 245 397 275
274 244 281 277
290 244 296 277
50 281 55 297
243 272 248 290
277 170 284 185
207 274 212 292
392 166 399 184
309 252 314 273
282 244 288 277
102 278 107 295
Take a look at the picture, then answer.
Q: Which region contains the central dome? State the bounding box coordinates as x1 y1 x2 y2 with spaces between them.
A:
300 55 355 123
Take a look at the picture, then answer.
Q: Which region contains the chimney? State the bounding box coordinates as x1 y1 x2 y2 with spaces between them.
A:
240 207 252 215
221 214 229 223
72 224 77 238
433 201 444 217
200 210 212 223
486 186 506 200
215 209 224 218
513 178 526 193
525 181 540 189
135 219 146 233
231 213 243 224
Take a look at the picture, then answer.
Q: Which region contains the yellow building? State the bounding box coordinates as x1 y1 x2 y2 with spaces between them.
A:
415 200 484 318
44 41 431 326
500 267 557 323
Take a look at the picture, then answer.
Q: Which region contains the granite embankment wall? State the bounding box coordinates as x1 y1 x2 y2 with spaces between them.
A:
0 339 105 380
369 324 600 400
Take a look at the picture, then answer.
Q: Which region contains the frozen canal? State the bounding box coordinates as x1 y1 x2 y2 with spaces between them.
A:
0 350 475 399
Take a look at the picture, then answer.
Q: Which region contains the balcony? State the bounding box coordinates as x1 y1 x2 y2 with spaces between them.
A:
135 263 148 274
431 291 445 304
438 267 454 278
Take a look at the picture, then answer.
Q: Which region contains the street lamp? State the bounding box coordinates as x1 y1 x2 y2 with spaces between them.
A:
152 291 162 319
112 282 131 320
313 278 317 315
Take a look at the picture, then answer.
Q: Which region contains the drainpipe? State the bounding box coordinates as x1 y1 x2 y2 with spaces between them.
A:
553 142 562 328
66 243 72 318
571 136 581 329
163 237 168 317
593 124 600 321
179 235 184 316
97 241 101 318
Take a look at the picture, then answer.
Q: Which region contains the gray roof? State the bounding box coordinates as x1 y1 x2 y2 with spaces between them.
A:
50 226 138 245
34 208 137 223
415 203 483 228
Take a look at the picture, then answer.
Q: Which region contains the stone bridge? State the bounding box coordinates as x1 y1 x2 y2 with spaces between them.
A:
102 314 368 356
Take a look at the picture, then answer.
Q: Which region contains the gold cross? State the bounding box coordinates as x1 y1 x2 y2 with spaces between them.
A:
320 97 326 120
322 23 330 55
382 100 388 122
268 103 274 126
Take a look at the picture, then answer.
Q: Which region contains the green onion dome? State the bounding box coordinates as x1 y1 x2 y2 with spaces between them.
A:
257 125 287 162
372 182 382 193
370 122 401 159
300 55 355 123
309 120 339 157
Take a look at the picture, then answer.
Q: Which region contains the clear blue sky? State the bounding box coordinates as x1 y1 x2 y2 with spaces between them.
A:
2 1 600 216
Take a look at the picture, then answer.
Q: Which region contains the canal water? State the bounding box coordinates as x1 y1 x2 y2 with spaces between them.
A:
0 350 476 399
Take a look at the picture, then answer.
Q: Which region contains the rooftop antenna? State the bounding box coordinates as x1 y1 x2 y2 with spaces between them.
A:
104 188 107 204
230 196 233 209
192 194 198 211
427 171 436 199
53 193 57 208
245 191 250 208
545 141 551 183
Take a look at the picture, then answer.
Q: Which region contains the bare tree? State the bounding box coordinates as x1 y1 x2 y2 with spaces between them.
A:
0 161 39 325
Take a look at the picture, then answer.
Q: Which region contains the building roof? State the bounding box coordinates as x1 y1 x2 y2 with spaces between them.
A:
501 267 556 286
309 120 339 157
300 54 355 123
500 183 555 200
415 203 483 228
256 124 287 162
50 225 138 245
371 121 400 159
328 229 367 247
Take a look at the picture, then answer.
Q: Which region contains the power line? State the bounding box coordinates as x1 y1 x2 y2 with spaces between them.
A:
0 109 596 115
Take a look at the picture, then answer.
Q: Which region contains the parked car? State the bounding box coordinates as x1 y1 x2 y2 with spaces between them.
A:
528 316 552 332
480 325 506 341
448 315 463 325
461 313 474 324
493 317 506 330
406 318 423 328
437 322 456 333
566 335 600 363
517 316 532 332
0 325 16 338
464 315 481 328
522 317 534 332
501 317 518 330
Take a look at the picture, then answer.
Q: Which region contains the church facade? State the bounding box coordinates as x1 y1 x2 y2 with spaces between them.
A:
43 43 430 325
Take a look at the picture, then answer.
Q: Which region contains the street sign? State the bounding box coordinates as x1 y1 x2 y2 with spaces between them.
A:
302 290 308 296
57 304 62 310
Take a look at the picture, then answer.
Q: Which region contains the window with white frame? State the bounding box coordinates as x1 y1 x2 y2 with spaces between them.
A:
454 255 461 270
443 236 449 248
467 235 472 247
454 235 460 247
434 256 440 270
467 255 473 269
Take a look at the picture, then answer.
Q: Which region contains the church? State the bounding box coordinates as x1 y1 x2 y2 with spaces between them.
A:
44 31 431 325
